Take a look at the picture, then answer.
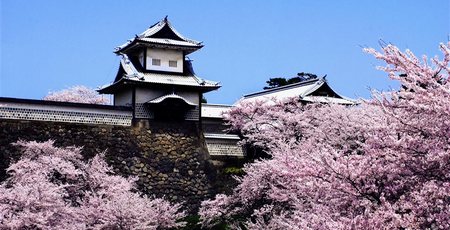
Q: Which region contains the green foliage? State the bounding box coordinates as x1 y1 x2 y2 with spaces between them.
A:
264 77 289 89
223 166 244 175
209 222 233 230
176 215 230 230
263 72 318 90
177 215 202 230
297 72 318 80
201 95 208 103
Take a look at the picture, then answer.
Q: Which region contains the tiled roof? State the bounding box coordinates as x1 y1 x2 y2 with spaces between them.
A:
138 37 201 47
243 78 322 100
116 16 202 54
146 93 197 106
204 133 241 140
138 72 216 87
98 55 220 93
138 18 201 45
201 103 233 119
240 78 356 105
204 133 245 157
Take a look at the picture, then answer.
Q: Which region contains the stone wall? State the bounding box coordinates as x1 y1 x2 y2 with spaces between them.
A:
0 119 216 213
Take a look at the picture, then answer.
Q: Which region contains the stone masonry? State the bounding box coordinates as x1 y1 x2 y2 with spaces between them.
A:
0 119 216 213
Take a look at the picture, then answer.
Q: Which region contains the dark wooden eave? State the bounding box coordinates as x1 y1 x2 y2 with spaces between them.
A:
114 39 203 55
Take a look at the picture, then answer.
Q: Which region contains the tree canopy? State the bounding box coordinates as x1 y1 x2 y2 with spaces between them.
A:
200 43 450 229
263 72 319 90
0 140 186 229
44 85 109 105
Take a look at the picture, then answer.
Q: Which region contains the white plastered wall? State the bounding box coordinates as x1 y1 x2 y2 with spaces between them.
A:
146 48 183 73
114 89 133 106
135 88 166 103
177 91 200 104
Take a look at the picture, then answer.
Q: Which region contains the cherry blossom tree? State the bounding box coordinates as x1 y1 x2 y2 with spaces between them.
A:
44 85 109 105
0 140 186 229
200 43 450 229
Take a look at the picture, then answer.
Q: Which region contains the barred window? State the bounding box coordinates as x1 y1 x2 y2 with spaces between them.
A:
152 59 161 66
169 60 177 67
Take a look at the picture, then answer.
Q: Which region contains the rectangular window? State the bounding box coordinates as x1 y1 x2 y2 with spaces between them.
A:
169 60 178 67
152 59 161 66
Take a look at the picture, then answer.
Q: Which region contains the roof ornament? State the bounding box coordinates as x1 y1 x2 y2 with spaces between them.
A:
123 56 130 64
186 57 198 75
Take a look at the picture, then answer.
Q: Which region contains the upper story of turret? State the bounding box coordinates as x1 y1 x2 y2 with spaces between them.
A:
98 17 220 121
114 16 203 74
99 16 219 96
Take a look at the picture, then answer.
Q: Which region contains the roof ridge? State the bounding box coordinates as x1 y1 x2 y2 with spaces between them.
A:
244 78 323 98
201 103 234 107
138 16 167 38
115 17 203 53
139 16 201 44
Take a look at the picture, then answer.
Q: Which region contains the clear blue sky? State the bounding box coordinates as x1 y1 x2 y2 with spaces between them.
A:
1 0 449 104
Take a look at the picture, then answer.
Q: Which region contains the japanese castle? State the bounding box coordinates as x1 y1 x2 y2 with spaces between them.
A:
0 16 355 158
98 16 220 121
97 16 356 157
99 16 354 115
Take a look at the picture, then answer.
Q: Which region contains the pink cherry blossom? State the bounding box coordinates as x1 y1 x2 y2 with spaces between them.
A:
0 140 186 229
44 85 109 105
200 42 450 229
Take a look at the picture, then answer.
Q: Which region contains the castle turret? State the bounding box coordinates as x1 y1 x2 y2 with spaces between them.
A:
99 16 220 120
